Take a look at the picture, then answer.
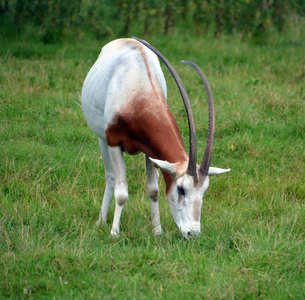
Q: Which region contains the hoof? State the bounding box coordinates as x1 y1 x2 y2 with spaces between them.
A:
110 227 120 238
153 226 163 236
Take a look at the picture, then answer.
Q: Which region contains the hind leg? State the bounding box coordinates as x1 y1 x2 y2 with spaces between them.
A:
97 138 115 225
108 146 128 237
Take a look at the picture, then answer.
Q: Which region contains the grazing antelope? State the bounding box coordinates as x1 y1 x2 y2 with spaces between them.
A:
81 37 230 239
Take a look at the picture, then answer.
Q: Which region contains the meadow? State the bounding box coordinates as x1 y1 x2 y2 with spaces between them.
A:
1 27 305 298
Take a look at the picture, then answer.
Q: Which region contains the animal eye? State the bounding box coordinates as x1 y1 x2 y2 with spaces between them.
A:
177 185 185 196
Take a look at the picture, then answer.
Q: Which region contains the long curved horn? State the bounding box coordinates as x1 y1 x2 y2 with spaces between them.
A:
132 37 197 177
181 61 215 177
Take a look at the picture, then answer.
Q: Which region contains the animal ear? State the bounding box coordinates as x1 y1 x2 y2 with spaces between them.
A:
208 167 231 176
149 158 177 177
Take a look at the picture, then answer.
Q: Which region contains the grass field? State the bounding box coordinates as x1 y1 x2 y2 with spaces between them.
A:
1 28 305 299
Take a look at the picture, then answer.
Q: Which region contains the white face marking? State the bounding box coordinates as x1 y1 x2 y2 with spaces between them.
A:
151 158 230 239
166 173 210 239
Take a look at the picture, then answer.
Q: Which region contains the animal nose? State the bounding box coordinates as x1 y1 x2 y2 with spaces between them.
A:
187 230 201 238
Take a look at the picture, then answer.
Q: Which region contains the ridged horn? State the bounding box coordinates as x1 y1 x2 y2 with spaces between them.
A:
132 37 197 177
181 61 215 177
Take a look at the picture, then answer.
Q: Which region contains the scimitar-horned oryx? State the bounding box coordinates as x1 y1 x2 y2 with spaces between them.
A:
81 37 230 239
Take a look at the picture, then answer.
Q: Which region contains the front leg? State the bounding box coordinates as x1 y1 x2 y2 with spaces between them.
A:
108 146 128 237
146 155 162 235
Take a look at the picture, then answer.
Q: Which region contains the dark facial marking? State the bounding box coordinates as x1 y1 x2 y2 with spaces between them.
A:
177 185 185 196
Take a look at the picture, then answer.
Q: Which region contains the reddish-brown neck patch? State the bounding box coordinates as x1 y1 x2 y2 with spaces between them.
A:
106 93 187 159
106 93 188 191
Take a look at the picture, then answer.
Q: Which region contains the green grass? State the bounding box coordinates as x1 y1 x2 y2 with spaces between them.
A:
1 30 305 299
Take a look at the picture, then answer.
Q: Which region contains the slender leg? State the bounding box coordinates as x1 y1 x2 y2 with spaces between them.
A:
146 155 162 235
97 138 115 225
108 146 128 237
